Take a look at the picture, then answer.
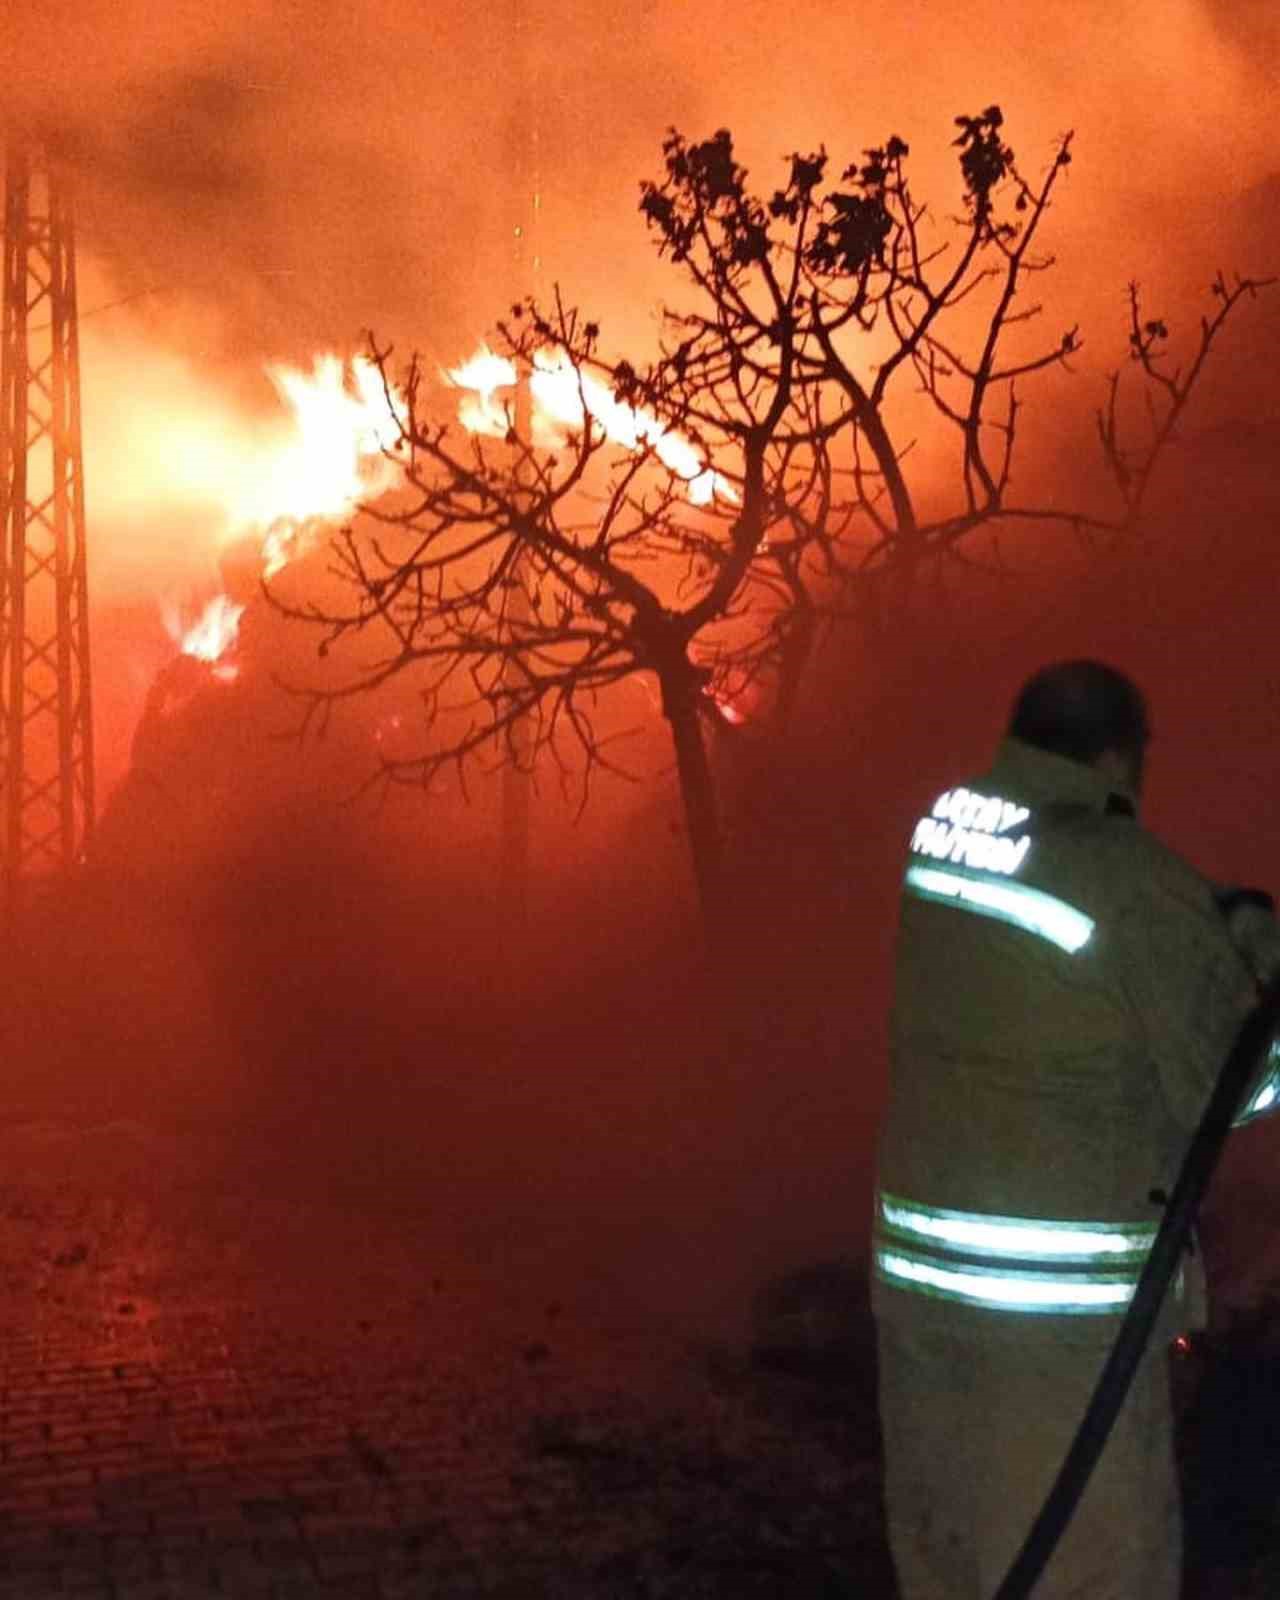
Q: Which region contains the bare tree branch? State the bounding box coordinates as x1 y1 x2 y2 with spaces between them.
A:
266 111 1273 935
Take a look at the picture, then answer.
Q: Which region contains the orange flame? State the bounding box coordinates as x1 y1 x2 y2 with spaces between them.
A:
243 355 407 577
713 695 747 726
446 343 735 505
155 354 407 671
705 685 749 725
162 593 245 679
447 345 520 437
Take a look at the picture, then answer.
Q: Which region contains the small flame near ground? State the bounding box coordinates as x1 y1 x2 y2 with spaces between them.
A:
711 692 747 726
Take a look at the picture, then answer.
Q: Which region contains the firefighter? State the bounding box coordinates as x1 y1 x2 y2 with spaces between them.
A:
873 660 1280 1600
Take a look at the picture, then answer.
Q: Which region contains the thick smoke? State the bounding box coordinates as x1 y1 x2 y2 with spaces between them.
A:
6 0 1275 366
1 0 1277 1335
3 0 1266 789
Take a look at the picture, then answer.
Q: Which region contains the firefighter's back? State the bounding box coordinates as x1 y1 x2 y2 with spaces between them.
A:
873 735 1194 1600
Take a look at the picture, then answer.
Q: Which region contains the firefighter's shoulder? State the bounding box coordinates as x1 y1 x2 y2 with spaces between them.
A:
1092 804 1223 926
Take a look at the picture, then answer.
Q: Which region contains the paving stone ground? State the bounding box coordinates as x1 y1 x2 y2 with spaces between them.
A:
1 1120 1276 1599
0 1122 892 1599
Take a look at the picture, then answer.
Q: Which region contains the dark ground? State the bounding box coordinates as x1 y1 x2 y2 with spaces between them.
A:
0 1121 893 1599
0 1117 1276 1600
8 559 1280 1600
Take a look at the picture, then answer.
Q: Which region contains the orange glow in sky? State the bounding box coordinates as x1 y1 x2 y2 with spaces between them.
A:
6 0 1270 795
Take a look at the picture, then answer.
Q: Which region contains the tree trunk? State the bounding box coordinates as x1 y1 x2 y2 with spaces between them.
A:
661 668 725 941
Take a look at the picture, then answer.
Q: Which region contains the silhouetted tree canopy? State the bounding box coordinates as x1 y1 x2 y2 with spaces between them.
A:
269 108 1272 933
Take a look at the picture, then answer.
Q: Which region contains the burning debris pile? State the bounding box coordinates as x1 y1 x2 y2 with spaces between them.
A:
158 353 408 680
91 354 411 869
127 325 733 734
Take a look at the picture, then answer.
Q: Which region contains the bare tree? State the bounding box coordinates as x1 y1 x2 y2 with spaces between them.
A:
268 108 1270 935
1095 270 1273 524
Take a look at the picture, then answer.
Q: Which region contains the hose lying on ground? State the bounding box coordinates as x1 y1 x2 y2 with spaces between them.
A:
992 976 1280 1600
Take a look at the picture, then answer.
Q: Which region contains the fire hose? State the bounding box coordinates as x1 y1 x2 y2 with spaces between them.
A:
991 973 1280 1600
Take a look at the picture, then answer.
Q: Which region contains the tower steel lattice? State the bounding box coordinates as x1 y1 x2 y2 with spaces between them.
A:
0 140 94 918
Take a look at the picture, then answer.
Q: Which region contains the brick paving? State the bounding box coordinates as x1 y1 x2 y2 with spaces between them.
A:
3 1121 1276 1599
0 1123 891 1598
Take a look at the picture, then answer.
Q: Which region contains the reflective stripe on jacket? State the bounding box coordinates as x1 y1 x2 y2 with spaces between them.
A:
875 737 1277 1336
873 1190 1170 1316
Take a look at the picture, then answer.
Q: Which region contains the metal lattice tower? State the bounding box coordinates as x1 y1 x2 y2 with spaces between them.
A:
0 139 94 918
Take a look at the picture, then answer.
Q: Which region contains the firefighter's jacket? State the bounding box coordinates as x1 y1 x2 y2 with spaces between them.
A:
874 736 1280 1344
